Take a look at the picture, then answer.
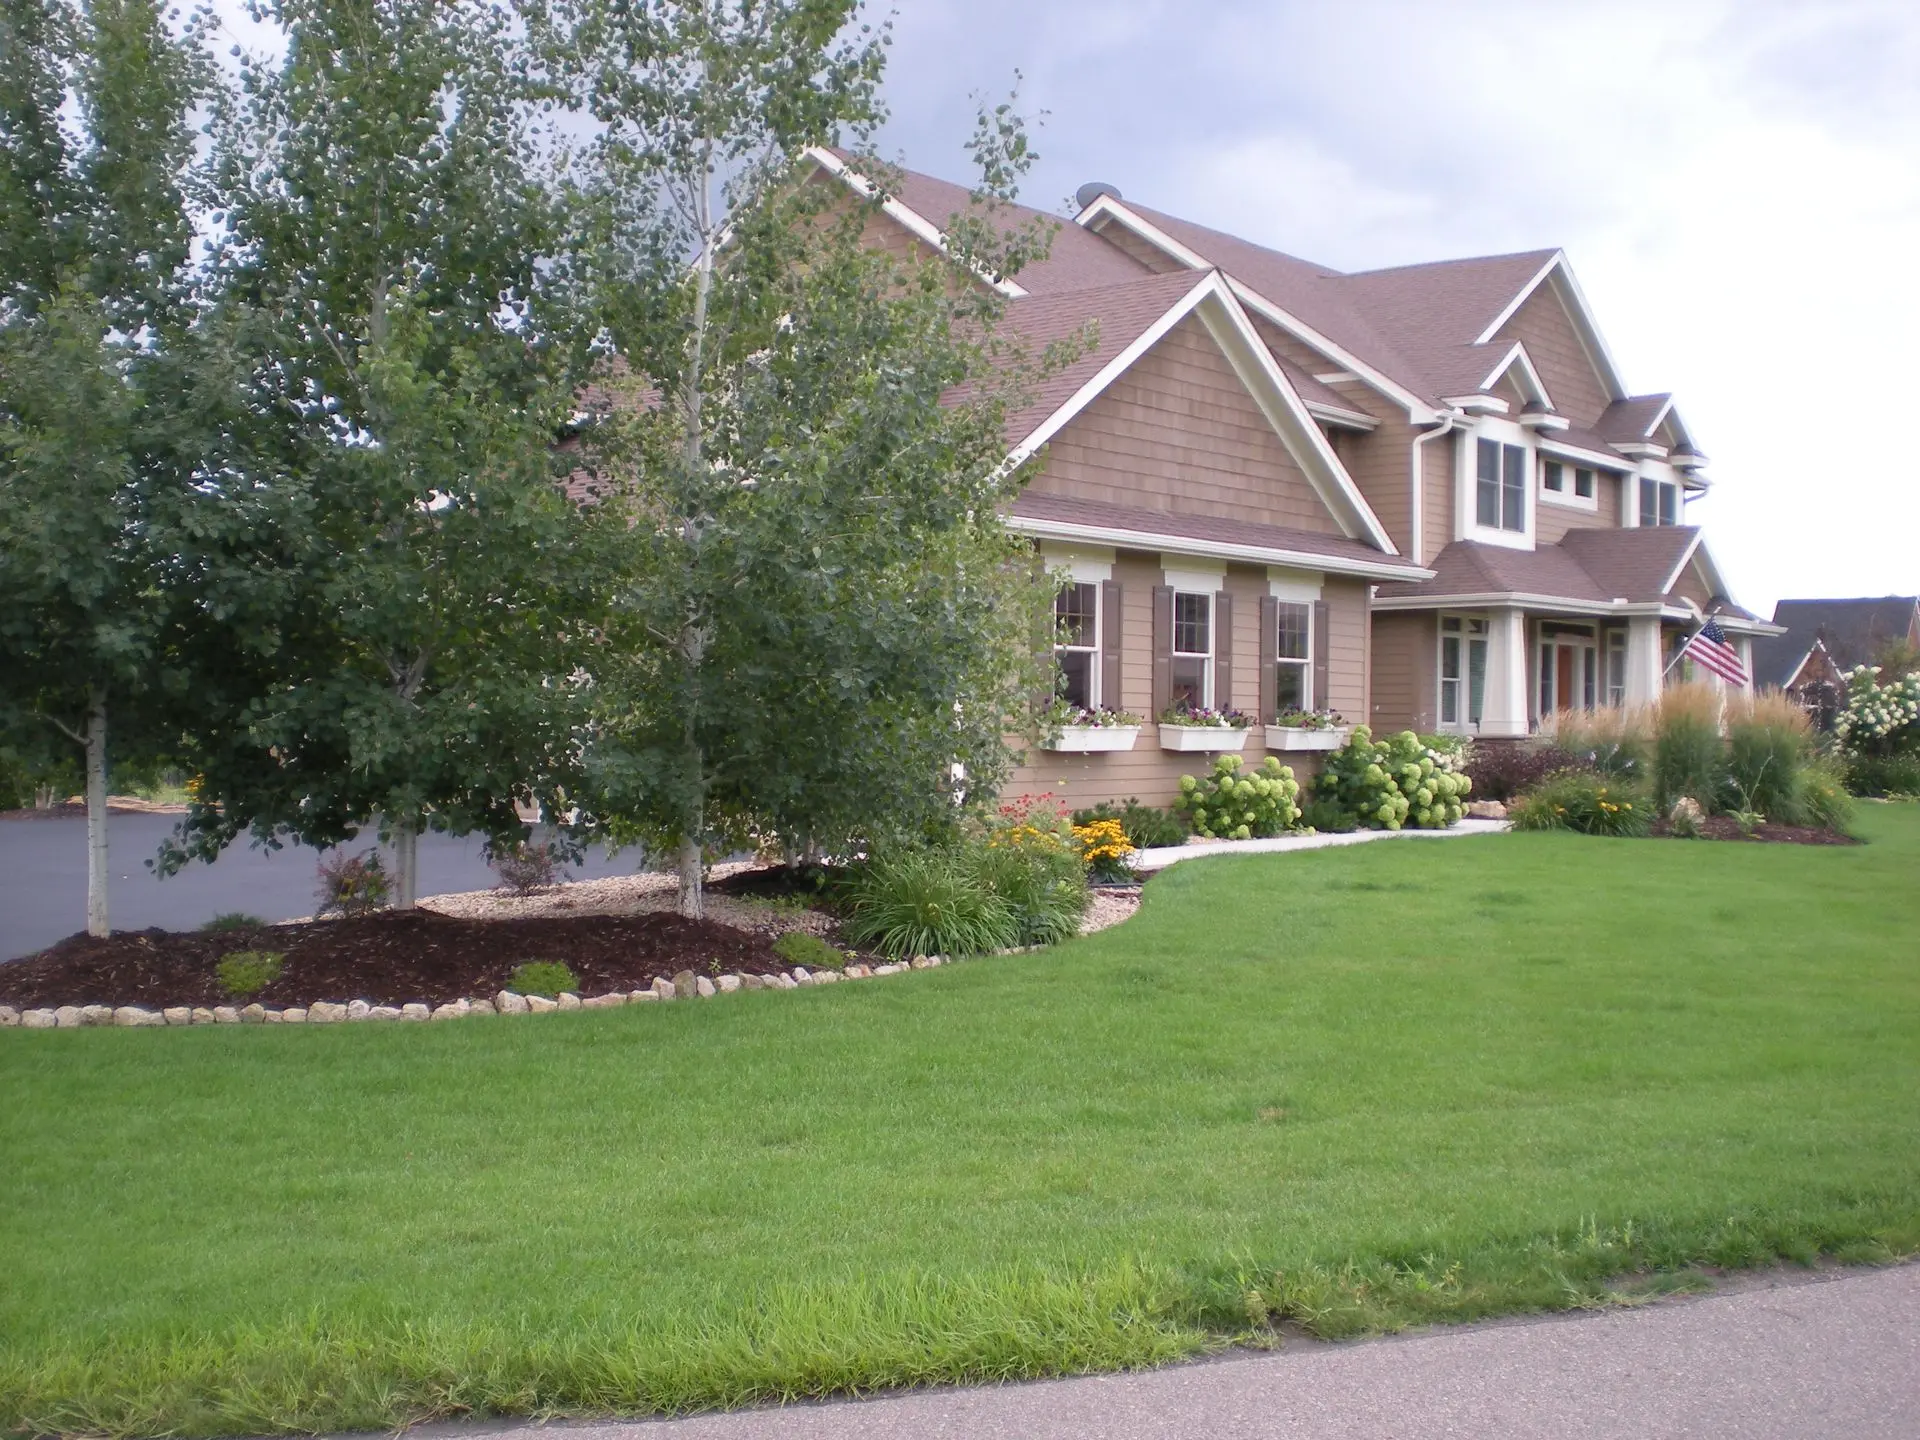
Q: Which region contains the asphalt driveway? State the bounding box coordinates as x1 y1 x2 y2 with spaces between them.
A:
0 813 637 960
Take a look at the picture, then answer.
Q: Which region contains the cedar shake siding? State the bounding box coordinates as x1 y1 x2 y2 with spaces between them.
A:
1029 314 1343 535
1421 434 1454 566
1369 611 1437 734
1488 282 1613 426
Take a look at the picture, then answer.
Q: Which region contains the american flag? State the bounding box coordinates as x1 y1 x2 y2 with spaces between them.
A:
1681 617 1749 686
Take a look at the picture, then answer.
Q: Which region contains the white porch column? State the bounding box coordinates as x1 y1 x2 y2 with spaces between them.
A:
1480 607 1530 737
1625 615 1663 706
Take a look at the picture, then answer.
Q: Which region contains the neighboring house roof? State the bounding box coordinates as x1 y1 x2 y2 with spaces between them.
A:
1764 597 1920 677
1007 492 1429 582
1750 634 1832 691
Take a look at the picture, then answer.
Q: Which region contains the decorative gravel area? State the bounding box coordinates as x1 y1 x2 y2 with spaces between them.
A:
419 862 840 936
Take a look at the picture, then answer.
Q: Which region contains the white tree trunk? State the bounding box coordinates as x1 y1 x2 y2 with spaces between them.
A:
84 692 109 938
676 831 703 920
392 817 419 910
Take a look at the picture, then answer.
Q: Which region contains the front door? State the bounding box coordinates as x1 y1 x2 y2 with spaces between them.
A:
1555 645 1576 711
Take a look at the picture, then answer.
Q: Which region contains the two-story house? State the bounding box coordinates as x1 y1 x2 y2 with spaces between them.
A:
806 149 1778 808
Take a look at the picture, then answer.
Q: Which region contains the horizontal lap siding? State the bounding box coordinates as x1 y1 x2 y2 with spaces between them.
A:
1535 471 1625 544
1324 578 1369 718
1032 315 1341 534
1423 437 1454 563
1370 611 1436 733
1669 560 1713 607
1338 418 1421 559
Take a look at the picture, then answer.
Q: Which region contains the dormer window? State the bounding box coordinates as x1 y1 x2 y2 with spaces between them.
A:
1476 438 1526 532
1540 459 1598 511
1638 476 1678 527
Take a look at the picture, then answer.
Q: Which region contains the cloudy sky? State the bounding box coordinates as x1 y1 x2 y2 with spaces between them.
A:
862 0 1920 615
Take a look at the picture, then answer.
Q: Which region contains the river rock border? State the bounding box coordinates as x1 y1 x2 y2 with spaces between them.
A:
0 953 1016 1029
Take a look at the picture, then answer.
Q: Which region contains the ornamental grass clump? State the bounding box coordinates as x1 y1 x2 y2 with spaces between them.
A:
841 850 1017 960
1726 691 1815 824
1313 726 1468 831
1174 754 1301 839
1509 772 1651 837
1551 705 1651 780
1652 683 1727 811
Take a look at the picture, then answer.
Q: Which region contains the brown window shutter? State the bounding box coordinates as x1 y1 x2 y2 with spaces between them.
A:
1152 584 1173 716
1100 579 1123 713
1214 588 1233 712
1312 599 1330 712
1260 594 1280 723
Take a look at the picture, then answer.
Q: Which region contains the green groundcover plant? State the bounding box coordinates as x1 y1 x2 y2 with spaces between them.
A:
507 961 577 998
213 950 284 1000
1509 772 1652 837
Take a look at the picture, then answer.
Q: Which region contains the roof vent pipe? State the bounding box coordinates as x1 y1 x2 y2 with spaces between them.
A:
1075 181 1122 210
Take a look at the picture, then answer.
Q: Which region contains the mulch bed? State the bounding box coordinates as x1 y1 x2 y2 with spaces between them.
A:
0 910 793 1009
1647 816 1859 846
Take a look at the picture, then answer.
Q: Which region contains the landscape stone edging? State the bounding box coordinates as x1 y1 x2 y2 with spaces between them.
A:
0 954 983 1030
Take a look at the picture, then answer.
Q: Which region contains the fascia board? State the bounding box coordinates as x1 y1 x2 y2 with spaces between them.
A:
1306 401 1380 431
1005 513 1434 583
1370 592 1669 617
1537 436 1630 470
1477 341 1555 410
803 146 1027 299
1474 251 1564 345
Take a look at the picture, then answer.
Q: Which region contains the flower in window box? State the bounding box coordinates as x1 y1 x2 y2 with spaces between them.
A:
1156 705 1253 729
1271 707 1346 731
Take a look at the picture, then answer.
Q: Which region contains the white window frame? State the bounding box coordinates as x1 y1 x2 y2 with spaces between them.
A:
1044 547 1115 711
1437 613 1490 733
1458 419 1535 550
1268 567 1322 716
1170 589 1214 710
1053 580 1102 711
1632 465 1681 528
1273 598 1312 714
1606 629 1628 708
1539 456 1598 512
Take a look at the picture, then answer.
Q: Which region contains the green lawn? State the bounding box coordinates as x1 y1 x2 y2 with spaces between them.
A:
5 808 1919 1436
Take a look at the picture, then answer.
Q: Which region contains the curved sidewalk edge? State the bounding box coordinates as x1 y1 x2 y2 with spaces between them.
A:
1131 817 1510 871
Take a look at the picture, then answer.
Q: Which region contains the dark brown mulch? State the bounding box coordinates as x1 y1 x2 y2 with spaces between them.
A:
0 910 792 1009
1647 816 1859 846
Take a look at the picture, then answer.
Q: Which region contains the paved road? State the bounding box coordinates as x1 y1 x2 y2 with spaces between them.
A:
492 1265 1919 1440
0 813 638 960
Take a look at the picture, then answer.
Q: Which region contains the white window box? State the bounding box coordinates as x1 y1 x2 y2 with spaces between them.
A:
1041 725 1141 754
1265 726 1349 752
1158 724 1250 753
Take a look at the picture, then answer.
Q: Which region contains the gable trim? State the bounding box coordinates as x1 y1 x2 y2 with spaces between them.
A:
803 146 1028 299
1477 341 1554 409
1072 195 1439 422
1006 513 1430 584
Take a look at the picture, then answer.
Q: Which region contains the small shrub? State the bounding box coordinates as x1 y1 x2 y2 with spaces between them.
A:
507 961 577 998
492 841 561 896
1070 798 1187 850
1653 683 1728 811
1510 772 1651 837
1174 754 1302 839
1726 690 1814 824
1802 757 1857 834
1843 752 1920 799
200 912 265 933
215 950 284 999
315 848 390 918
1462 741 1579 802
1298 798 1359 834
1071 818 1136 883
841 849 1017 959
771 931 844 970
1314 726 1468 831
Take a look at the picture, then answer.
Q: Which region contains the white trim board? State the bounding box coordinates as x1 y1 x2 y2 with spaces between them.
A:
1005 513 1432 584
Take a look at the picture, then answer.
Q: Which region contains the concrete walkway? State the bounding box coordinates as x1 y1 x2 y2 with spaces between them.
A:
487 1264 1918 1440
1131 816 1508 870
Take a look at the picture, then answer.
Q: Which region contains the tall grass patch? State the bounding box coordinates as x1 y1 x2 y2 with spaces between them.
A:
1726 690 1814 823
1653 683 1727 809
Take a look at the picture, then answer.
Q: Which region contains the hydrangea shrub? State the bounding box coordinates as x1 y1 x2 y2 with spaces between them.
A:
1313 725 1470 831
1835 665 1920 759
1174 754 1302 839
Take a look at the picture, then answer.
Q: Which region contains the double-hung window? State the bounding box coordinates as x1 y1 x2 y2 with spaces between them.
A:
1639 476 1678 526
1477 438 1527 532
1274 600 1311 712
1439 615 1489 729
1053 582 1099 709
1606 630 1627 708
1171 591 1212 709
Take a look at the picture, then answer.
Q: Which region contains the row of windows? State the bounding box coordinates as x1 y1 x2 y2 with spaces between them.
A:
1054 583 1312 714
1475 437 1681 534
1439 615 1638 732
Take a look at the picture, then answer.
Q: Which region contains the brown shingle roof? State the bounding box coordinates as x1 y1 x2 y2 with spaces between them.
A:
1008 491 1428 575
1593 394 1672 444
1379 527 1705 607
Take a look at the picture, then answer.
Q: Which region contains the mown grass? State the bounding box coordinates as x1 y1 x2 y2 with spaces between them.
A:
4 807 1918 1435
